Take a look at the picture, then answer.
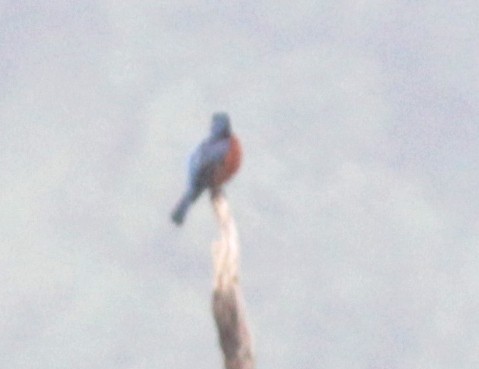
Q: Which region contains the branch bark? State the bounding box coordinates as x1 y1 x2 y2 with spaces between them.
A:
211 193 255 369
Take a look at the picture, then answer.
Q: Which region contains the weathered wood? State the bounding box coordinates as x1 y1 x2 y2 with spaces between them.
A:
211 193 255 369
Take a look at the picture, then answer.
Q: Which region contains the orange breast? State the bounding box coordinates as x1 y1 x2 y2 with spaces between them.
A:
213 135 242 186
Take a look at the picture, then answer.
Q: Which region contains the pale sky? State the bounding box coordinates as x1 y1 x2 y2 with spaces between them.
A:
1 2 478 368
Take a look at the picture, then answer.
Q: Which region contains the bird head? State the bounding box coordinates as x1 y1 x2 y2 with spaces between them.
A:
210 112 231 139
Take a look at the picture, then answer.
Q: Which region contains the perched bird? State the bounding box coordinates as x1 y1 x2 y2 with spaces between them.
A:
171 112 242 225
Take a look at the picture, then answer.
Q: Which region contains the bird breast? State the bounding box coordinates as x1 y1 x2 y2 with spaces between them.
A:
213 135 242 186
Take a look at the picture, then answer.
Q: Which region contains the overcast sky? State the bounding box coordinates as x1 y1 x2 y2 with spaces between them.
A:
1 1 478 368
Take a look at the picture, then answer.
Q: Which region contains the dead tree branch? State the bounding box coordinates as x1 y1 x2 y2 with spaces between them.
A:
211 193 255 369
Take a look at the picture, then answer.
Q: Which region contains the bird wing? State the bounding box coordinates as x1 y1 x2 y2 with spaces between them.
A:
188 138 229 188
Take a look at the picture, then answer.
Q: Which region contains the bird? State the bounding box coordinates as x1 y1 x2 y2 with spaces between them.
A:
171 112 242 225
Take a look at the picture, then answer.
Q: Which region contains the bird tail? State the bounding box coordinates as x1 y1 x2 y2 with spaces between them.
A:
171 194 191 226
